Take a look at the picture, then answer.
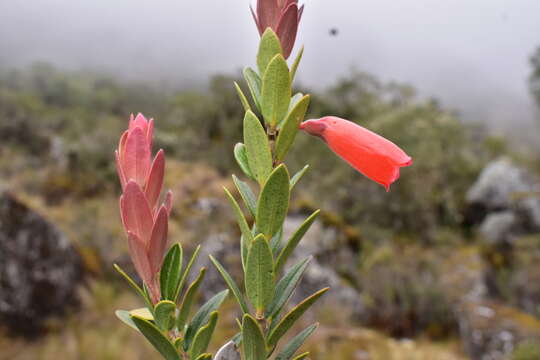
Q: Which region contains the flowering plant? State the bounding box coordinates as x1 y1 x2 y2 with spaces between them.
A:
112 1 411 359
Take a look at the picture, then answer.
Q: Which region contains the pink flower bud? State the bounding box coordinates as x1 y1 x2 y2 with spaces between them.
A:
300 117 412 191
251 0 304 58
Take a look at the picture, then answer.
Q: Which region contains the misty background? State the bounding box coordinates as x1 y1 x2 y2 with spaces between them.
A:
1 0 539 142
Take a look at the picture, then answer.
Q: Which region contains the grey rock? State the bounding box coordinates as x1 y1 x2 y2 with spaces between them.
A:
479 211 517 245
0 190 83 336
214 341 241 360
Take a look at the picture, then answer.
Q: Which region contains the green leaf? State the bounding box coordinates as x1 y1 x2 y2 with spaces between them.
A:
234 81 252 112
267 288 329 347
243 111 273 186
209 255 250 314
175 245 201 301
275 323 318 360
234 143 256 181
115 310 139 332
184 290 229 351
275 210 320 274
261 54 291 127
189 311 219 359
257 28 283 75
292 352 310 360
130 307 154 320
270 227 283 257
243 67 262 110
290 165 309 190
195 354 213 360
242 314 267 360
113 263 152 308
266 258 311 319
245 234 274 318
154 300 176 331
257 165 290 239
232 174 257 216
224 187 254 271
274 95 310 161
177 267 206 332
160 243 183 301
290 46 304 82
287 93 304 115
131 315 180 360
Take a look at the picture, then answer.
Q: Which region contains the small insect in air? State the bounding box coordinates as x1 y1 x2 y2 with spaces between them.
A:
329 27 339 36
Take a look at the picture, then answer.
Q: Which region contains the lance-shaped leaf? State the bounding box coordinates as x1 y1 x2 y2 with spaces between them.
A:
266 257 311 319
243 111 273 185
274 95 310 161
234 143 255 181
257 165 290 240
154 300 176 331
261 54 291 127
131 315 180 360
160 243 183 301
113 263 153 308
270 227 283 257
224 187 253 271
175 245 201 301
130 307 154 320
257 29 283 75
243 68 262 110
209 255 249 314
275 210 320 274
290 46 304 82
177 267 206 332
267 288 329 347
115 310 139 332
234 82 252 112
184 290 229 351
189 311 219 359
290 165 309 190
232 174 257 216
195 354 213 360
275 323 318 360
242 314 267 360
287 93 304 115
245 234 274 317
292 352 310 360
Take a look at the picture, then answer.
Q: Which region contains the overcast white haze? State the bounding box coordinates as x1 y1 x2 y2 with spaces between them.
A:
1 0 539 140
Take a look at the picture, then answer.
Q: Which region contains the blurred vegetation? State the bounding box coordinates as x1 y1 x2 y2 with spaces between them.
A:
2 62 540 359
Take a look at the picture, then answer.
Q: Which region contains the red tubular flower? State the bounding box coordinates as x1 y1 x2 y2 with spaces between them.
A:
300 116 412 191
116 114 172 304
251 0 304 58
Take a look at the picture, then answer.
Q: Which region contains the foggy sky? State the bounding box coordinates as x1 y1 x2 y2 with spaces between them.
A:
1 0 539 139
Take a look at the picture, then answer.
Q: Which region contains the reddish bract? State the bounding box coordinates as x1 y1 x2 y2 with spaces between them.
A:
251 0 304 59
300 116 412 191
116 114 172 303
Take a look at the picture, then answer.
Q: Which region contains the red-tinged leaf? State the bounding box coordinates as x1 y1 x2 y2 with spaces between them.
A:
148 206 169 275
250 5 263 35
258 0 280 32
122 181 154 243
127 231 153 285
145 150 165 210
298 4 304 22
124 127 151 187
276 3 299 59
130 113 149 134
164 190 173 215
115 150 127 190
147 117 154 150
118 130 129 161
